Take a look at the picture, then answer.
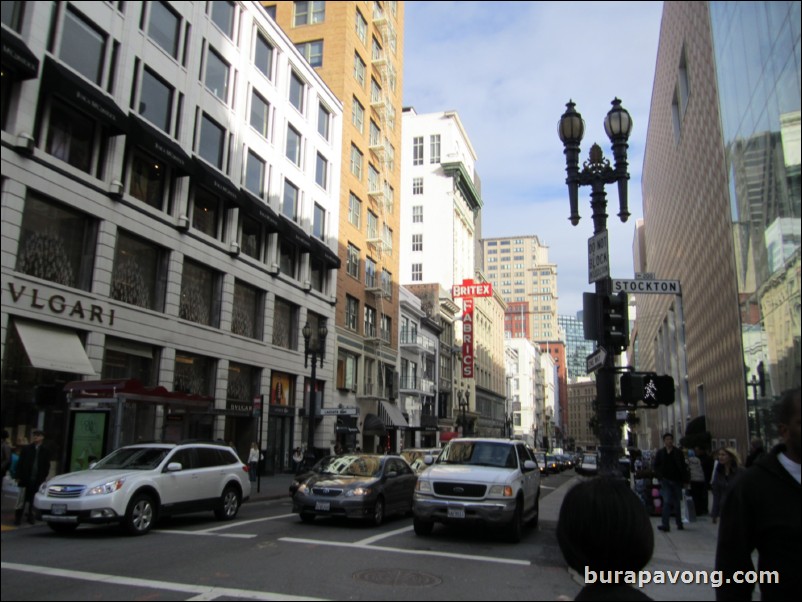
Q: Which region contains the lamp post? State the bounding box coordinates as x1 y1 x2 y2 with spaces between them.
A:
559 98 633 477
303 320 328 463
458 390 470 437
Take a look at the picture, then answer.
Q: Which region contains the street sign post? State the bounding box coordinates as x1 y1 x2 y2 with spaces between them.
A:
611 279 681 294
586 347 607 373
319 407 359 416
588 230 609 283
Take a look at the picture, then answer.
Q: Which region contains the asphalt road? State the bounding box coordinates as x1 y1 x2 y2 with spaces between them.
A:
1 472 578 601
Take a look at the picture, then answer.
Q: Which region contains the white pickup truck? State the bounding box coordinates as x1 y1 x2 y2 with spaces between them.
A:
412 438 541 542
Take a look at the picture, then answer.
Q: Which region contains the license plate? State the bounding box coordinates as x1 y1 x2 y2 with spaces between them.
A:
51 504 67 516
315 502 330 512
447 507 465 519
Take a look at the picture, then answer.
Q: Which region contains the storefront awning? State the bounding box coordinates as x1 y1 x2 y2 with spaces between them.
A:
309 236 341 269
362 413 386 436
439 431 460 442
1 28 39 80
379 400 408 429
192 156 239 204
239 188 283 232
14 321 96 376
279 215 313 252
127 113 193 175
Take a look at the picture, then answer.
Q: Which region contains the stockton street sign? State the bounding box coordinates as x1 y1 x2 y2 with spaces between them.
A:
611 279 681 294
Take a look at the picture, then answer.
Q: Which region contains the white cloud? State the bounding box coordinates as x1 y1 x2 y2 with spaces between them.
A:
403 1 663 315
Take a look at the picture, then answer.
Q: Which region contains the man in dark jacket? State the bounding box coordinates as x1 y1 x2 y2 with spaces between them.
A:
14 430 53 525
715 387 801 601
653 433 688 532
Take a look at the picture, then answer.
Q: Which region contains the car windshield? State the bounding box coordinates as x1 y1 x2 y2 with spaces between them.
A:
92 447 170 470
437 441 517 469
583 455 597 465
321 454 383 478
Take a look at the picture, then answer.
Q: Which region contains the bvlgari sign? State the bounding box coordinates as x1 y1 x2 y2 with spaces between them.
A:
7 281 117 326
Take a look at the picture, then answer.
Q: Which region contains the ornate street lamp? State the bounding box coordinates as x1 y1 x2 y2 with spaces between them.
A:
458 390 471 436
558 98 633 477
303 320 328 461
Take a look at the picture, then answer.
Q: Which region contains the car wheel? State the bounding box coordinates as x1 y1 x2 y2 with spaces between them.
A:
506 499 523 543
125 493 155 535
48 522 78 534
215 486 240 520
300 512 315 523
371 497 385 526
413 517 434 536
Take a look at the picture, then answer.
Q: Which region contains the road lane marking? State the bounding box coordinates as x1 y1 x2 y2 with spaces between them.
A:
157 530 257 539
199 513 297 532
278 537 531 566
354 525 413 545
1 562 327 601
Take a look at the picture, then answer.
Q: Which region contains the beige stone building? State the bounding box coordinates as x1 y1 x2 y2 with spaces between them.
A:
567 380 597 451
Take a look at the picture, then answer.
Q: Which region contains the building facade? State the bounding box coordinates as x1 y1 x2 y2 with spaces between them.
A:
1 1 343 471
264 1 406 452
558 313 596 383
567 379 597 452
639 1 800 456
505 337 540 448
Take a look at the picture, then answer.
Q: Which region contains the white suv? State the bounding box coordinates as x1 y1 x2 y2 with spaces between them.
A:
413 438 541 542
34 442 251 535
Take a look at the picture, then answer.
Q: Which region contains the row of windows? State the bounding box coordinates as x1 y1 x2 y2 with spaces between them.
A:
344 295 393 343
411 134 441 166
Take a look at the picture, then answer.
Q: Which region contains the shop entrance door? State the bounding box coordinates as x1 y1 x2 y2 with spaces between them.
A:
266 414 293 474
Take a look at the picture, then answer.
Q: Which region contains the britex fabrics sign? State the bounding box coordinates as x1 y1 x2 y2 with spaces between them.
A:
452 279 493 379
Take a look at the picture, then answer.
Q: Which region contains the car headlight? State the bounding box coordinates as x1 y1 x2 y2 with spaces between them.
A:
86 479 125 496
296 483 309 494
488 485 513 497
346 487 372 497
415 480 432 493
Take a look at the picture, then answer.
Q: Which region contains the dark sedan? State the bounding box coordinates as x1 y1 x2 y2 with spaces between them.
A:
289 455 335 496
292 454 417 526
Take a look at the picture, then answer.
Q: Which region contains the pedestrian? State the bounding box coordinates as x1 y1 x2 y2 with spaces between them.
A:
715 387 801 601
653 433 689 532
292 447 303 475
557 477 654 600
710 447 740 524
247 442 260 483
14 430 53 525
745 437 765 468
1 430 12 478
694 446 714 515
687 449 707 519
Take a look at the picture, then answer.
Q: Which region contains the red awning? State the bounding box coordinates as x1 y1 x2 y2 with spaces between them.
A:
439 431 460 442
64 379 213 407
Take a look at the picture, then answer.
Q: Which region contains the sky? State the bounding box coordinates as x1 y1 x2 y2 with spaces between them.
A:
402 1 665 316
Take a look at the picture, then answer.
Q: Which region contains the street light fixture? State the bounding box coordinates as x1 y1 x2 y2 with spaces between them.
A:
558 97 633 477
303 320 328 461
458 390 471 436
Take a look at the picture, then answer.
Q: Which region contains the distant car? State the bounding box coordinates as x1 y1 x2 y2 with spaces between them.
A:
413 438 541 542
576 453 599 477
289 455 336 496
34 442 250 535
400 448 441 473
534 452 548 476
544 454 561 474
292 454 417 526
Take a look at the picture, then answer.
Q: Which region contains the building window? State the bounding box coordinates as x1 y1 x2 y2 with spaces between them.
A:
381 269 392 299
368 164 380 193
210 0 235 38
205 46 229 102
174 351 215 396
286 125 302 166
272 297 299 350
294 1 325 26
412 233 422 252
430 134 441 164
346 243 360 279
129 149 169 210
364 305 376 338
355 8 367 44
61 7 106 85
254 32 274 80
366 211 378 239
315 153 328 189
289 71 304 113
412 205 423 222
45 99 96 174
282 179 299 220
148 1 180 59
365 257 377 288
411 263 422 282
371 78 382 104
245 150 266 197
199 113 225 169
240 213 263 261
369 120 381 148
381 314 392 343
313 203 325 240
139 67 173 133
192 187 223 239
232 280 262 339
343 296 359 333
278 239 299 278
413 136 423 165
250 89 270 139
318 103 330 140
310 256 326 293
228 362 259 406
16 192 96 291
350 144 363 180
412 178 423 195
111 230 166 311
180 259 220 327
102 337 157 384
348 193 362 228
297 40 323 68
352 97 364 133
1 1 25 31
353 52 366 87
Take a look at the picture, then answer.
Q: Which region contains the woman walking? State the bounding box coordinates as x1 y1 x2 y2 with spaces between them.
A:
711 447 740 524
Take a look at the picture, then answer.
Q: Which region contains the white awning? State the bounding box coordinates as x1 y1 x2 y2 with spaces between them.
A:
379 400 408 428
15 321 96 376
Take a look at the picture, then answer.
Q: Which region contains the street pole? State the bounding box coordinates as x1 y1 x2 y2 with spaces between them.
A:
303 321 327 465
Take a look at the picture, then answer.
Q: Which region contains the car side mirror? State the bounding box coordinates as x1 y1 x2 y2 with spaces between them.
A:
165 462 183 472
424 455 435 466
523 460 537 472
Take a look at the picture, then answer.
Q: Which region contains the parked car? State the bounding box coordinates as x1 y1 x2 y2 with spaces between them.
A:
576 453 599 477
400 448 441 473
289 455 336 496
292 454 417 526
34 442 251 535
413 438 541 542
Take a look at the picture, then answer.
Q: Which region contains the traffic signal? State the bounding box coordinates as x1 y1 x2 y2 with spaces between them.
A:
601 291 629 352
621 372 675 407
